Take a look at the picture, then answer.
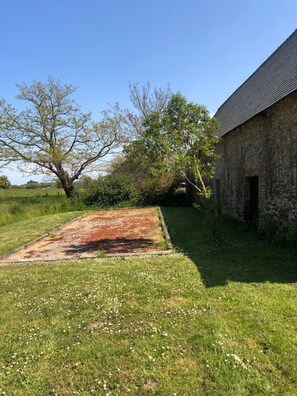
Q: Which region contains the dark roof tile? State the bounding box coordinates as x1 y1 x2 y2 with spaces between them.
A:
215 30 297 136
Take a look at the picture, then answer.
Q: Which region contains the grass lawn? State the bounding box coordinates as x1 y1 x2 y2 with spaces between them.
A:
0 207 296 395
0 212 83 257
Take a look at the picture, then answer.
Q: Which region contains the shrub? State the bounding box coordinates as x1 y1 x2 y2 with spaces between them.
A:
258 216 282 241
135 173 187 206
82 174 139 207
0 176 11 189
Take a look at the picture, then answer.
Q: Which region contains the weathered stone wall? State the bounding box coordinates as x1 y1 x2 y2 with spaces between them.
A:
215 90 297 226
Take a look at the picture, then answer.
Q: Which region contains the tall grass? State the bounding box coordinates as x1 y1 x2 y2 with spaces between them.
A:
0 189 85 226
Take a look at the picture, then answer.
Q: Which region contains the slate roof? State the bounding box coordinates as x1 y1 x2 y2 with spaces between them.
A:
215 29 297 137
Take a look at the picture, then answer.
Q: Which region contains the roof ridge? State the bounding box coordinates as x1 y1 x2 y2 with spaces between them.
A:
215 29 297 136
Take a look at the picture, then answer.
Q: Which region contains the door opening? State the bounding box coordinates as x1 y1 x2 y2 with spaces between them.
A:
244 176 259 226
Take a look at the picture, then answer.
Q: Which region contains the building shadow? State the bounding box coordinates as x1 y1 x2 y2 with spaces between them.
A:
162 207 297 287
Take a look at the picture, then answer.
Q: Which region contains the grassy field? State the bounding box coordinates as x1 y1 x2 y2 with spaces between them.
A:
0 207 296 395
0 188 64 198
0 211 83 257
0 188 83 227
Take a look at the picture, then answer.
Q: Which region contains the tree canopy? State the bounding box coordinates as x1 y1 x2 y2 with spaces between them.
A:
125 92 220 202
0 175 11 189
0 77 124 197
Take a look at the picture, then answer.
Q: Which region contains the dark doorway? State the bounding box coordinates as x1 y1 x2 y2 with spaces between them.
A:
244 176 259 225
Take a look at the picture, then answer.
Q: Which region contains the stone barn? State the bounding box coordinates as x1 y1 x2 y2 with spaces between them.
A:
214 29 297 227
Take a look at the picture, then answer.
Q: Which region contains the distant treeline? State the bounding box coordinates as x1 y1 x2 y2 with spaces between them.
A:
0 177 62 190
1 177 94 190
14 180 56 189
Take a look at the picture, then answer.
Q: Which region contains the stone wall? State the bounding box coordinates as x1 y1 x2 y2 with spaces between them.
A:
215 90 297 227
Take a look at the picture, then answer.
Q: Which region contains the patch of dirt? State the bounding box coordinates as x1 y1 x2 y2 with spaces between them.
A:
3 208 168 262
166 296 190 307
119 370 132 378
128 300 140 307
143 379 157 390
117 339 130 347
87 320 105 330
175 358 198 372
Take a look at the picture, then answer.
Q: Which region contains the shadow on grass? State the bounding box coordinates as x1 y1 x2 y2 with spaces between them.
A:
64 237 155 254
162 206 297 287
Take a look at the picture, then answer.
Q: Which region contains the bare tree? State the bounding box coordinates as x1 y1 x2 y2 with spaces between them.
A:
0 77 124 197
129 82 172 117
124 82 172 137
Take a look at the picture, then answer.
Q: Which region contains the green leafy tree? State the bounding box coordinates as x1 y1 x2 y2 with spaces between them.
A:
0 77 124 197
108 153 179 205
75 175 95 190
126 93 221 237
116 83 180 204
128 93 219 198
0 175 11 189
24 180 40 189
83 174 138 207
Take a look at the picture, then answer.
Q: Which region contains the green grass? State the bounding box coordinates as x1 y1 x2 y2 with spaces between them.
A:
0 207 296 395
0 212 82 256
0 188 85 226
0 188 64 199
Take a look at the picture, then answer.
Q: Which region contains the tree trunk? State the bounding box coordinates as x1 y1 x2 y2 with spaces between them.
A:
62 182 75 198
56 168 75 198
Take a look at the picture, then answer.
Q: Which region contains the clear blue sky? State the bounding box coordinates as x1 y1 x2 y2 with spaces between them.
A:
1 0 296 183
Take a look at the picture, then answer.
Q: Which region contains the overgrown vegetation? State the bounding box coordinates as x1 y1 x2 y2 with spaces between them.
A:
0 188 84 227
258 214 297 247
82 174 139 207
0 207 296 395
107 154 185 206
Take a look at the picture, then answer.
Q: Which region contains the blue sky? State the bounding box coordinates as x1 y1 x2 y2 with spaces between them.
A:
1 0 296 183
